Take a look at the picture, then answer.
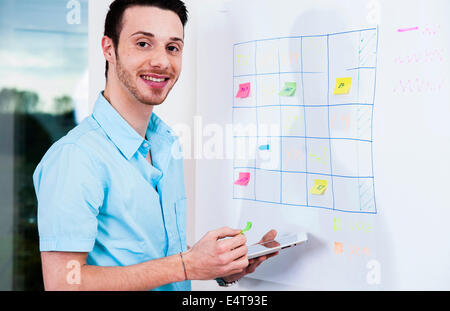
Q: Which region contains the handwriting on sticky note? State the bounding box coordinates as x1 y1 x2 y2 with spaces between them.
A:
310 179 327 195
236 83 251 98
333 77 352 95
279 82 297 96
234 172 250 186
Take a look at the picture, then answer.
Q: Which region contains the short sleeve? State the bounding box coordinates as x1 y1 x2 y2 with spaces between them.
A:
33 143 104 252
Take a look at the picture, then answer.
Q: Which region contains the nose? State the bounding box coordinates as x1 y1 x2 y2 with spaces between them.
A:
149 46 170 70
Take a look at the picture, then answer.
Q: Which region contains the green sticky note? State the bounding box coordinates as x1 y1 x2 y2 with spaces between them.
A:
279 82 297 96
241 221 252 234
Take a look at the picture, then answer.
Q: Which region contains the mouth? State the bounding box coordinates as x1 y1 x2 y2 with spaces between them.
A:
140 74 170 89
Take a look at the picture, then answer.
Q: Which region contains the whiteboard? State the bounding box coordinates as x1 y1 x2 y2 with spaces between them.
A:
194 0 450 290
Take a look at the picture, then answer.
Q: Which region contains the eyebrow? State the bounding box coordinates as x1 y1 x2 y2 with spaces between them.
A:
130 31 184 44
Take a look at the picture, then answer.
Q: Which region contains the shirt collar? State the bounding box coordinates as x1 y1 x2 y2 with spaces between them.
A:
92 92 176 160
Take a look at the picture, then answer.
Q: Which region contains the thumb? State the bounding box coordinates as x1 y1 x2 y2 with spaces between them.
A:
259 229 278 243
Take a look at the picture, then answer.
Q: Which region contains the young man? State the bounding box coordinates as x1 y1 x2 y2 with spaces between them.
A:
33 0 277 291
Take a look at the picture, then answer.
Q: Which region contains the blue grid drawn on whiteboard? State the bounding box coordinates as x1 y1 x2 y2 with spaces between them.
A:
232 28 378 214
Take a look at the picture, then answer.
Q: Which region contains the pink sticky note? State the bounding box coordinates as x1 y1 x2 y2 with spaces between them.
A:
236 83 251 98
234 172 250 186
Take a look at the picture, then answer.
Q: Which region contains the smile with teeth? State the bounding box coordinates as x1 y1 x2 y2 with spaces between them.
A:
141 75 167 82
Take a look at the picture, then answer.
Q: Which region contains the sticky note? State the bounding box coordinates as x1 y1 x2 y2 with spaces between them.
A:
258 144 270 151
241 221 252 234
234 172 250 186
333 77 352 94
279 82 297 96
310 179 327 195
334 242 344 255
236 82 251 98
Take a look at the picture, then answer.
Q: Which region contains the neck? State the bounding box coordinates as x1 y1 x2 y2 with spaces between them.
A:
103 78 153 139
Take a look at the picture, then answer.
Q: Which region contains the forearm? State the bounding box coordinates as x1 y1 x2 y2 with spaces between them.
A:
43 227 250 290
48 253 186 291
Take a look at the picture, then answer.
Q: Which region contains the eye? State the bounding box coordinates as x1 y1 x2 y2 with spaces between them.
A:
137 42 150 48
167 45 180 53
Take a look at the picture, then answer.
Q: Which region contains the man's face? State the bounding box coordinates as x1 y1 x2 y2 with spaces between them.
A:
114 6 184 106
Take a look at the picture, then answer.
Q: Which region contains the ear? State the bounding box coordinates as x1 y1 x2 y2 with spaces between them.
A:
102 36 116 67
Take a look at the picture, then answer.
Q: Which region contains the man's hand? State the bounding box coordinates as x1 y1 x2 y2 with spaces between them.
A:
182 227 249 280
221 229 279 283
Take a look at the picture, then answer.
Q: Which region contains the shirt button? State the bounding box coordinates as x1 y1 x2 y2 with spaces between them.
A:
143 143 149 148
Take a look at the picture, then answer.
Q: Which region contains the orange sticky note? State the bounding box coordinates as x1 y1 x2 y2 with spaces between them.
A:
234 172 250 186
236 83 251 98
334 242 344 255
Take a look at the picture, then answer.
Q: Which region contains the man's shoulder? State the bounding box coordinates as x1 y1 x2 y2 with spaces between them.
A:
37 116 104 166
32 116 110 193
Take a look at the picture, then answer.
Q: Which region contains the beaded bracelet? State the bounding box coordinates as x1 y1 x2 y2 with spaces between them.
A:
179 252 188 281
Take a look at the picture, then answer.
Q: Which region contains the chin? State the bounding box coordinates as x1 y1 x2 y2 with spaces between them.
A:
129 86 160 104
138 94 168 106
134 81 175 106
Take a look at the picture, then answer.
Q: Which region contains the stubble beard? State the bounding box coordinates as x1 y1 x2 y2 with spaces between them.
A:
115 56 175 106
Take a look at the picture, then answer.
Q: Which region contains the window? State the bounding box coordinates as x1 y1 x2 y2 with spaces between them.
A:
0 0 89 290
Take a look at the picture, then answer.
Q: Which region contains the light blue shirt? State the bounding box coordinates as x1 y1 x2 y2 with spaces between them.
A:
33 92 190 291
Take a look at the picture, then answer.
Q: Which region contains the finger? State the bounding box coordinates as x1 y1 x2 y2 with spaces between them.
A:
246 258 264 273
246 256 267 273
213 227 242 240
228 256 249 272
252 255 267 261
219 232 246 251
259 229 277 243
257 255 267 262
246 263 259 274
221 244 248 263
266 251 279 259
222 261 248 277
252 256 266 267
246 261 260 273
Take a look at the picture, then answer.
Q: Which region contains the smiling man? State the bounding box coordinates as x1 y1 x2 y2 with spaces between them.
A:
33 0 277 291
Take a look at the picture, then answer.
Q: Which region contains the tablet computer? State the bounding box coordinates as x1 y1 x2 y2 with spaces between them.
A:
247 232 308 259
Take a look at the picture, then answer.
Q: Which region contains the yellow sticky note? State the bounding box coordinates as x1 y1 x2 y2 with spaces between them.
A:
310 179 327 195
333 77 352 95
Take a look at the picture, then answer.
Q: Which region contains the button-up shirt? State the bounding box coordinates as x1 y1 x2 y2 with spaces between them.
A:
33 92 190 291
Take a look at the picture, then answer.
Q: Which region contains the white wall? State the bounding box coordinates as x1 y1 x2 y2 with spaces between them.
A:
191 0 299 292
193 0 450 291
